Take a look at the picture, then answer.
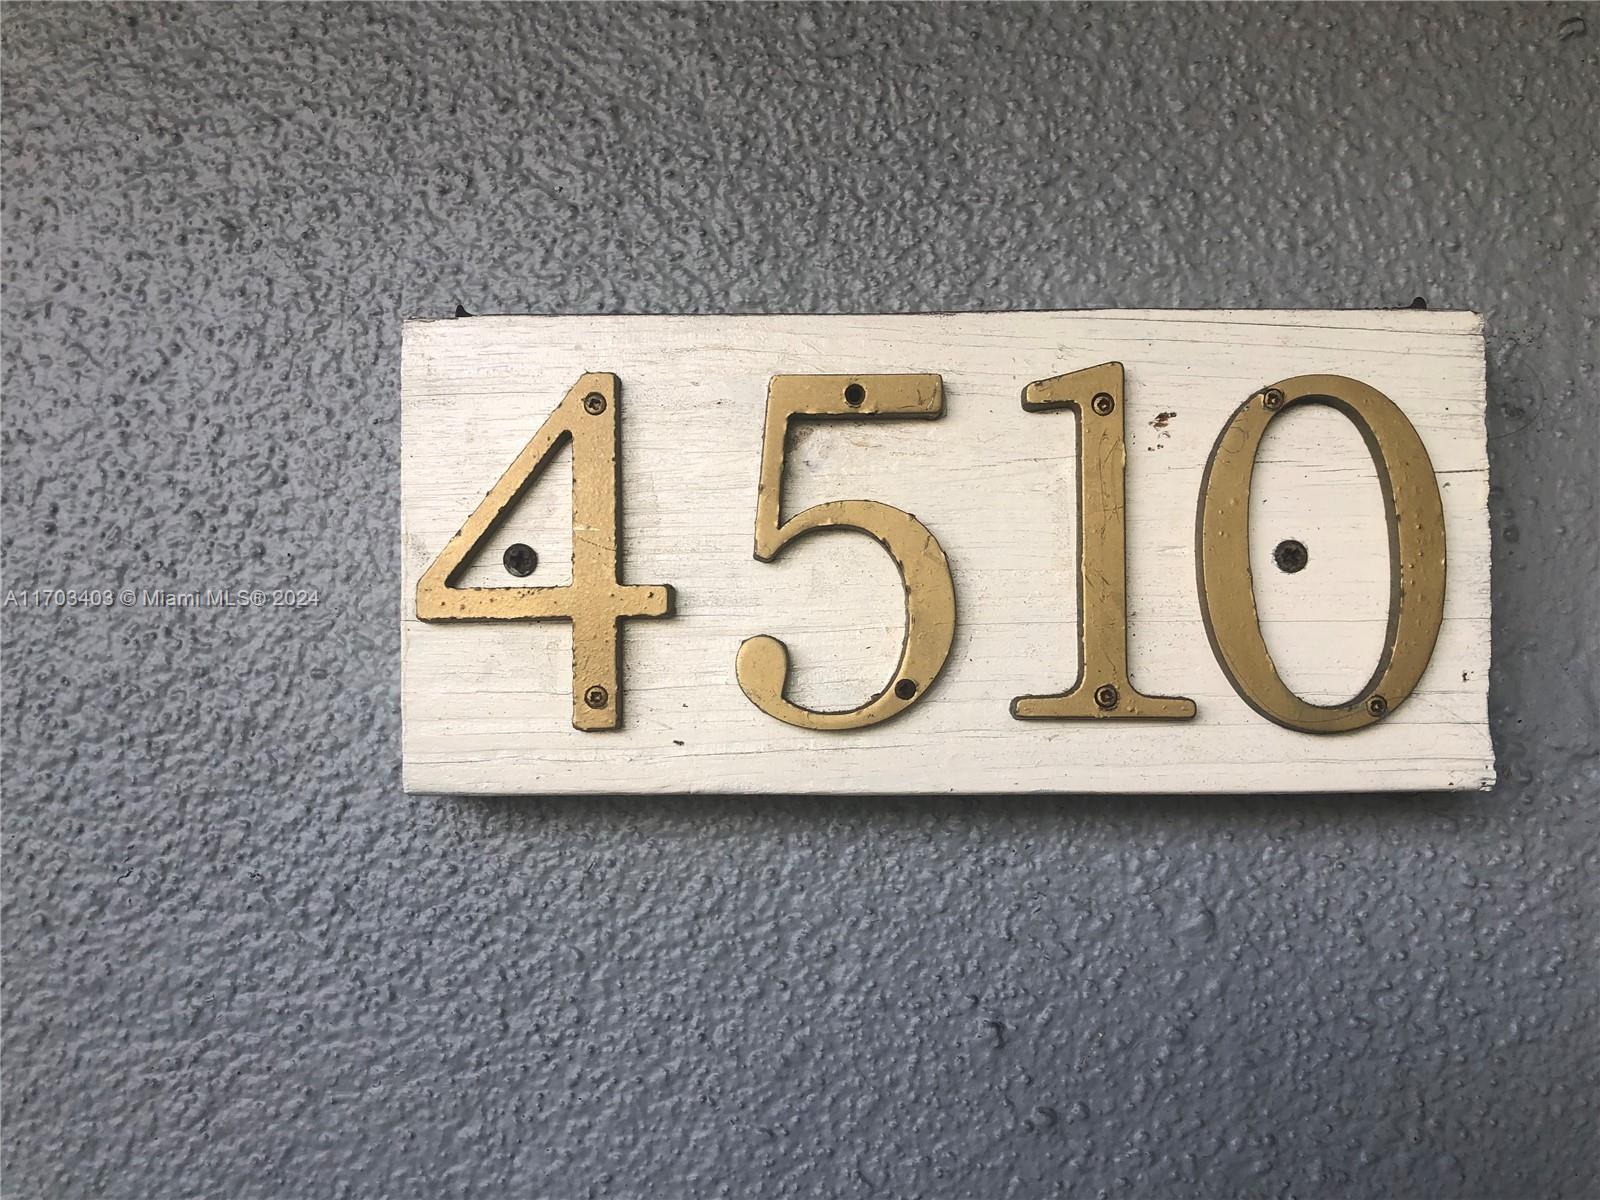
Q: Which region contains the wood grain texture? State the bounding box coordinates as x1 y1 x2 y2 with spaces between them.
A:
401 312 1492 794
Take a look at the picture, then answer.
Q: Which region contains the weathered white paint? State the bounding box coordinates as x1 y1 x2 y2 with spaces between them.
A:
401 312 1492 794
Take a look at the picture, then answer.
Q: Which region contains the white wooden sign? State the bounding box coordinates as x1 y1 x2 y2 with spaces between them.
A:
401 312 1492 794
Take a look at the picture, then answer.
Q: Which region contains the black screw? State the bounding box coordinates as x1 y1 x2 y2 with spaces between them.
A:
1094 683 1119 710
1366 694 1388 718
1091 392 1115 416
583 393 607 415
844 382 866 407
1263 388 1285 411
1273 539 1308 574
894 678 918 701
584 685 609 709
503 543 538 577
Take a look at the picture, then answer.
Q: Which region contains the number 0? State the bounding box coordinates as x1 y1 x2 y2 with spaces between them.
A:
1195 375 1446 733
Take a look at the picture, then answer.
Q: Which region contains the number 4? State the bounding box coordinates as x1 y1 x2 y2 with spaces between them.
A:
416 373 674 731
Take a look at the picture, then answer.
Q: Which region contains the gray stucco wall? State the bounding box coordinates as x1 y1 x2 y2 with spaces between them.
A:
3 4 1595 1197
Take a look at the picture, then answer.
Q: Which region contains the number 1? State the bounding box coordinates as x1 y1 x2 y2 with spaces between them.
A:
1011 363 1196 722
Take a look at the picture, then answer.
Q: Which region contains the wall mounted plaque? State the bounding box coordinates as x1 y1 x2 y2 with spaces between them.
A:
401 312 1492 794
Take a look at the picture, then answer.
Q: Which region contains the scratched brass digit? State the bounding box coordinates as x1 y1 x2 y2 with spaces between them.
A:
736 374 956 730
416 373 674 731
1196 375 1445 733
1011 362 1197 722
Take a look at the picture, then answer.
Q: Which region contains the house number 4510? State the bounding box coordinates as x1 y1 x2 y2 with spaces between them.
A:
417 364 1446 737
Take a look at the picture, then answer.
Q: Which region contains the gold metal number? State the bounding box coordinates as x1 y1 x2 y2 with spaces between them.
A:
416 373 674 731
736 374 956 730
1011 363 1197 721
1196 375 1446 733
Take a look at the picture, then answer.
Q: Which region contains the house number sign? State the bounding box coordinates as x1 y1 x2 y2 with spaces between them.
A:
402 313 1492 795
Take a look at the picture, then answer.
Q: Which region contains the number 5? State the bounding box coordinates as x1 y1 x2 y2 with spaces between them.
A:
736 375 957 730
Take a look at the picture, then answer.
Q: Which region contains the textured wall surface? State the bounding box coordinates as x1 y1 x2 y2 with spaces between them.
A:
2 4 1596 1197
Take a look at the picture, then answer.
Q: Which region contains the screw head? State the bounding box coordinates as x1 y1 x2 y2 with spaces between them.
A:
1366 694 1388 718
584 685 609 709
893 678 918 701
1091 392 1116 416
1272 539 1308 574
583 393 607 415
503 543 538 578
1263 388 1285 411
843 382 866 406
1094 683 1119 710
